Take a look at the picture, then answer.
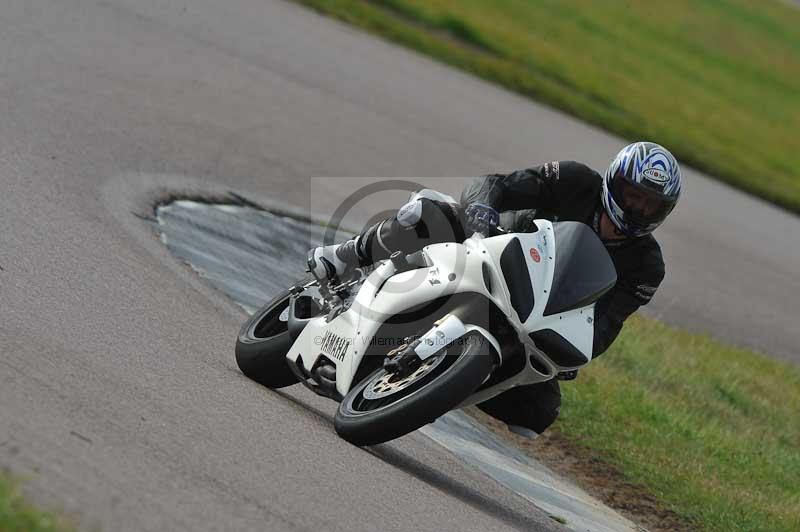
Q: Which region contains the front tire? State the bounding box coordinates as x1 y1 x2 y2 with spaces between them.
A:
235 287 300 388
334 333 493 446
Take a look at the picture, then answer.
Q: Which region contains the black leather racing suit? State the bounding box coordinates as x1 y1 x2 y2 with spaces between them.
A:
355 161 665 434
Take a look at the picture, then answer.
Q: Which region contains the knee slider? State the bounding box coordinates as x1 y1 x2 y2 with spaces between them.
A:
396 198 424 228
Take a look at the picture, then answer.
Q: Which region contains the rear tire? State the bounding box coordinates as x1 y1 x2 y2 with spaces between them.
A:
235 287 301 388
334 333 493 446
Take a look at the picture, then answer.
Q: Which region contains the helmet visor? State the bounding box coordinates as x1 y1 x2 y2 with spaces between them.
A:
611 175 676 228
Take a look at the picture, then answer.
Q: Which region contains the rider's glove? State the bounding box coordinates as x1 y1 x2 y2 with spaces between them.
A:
464 203 500 235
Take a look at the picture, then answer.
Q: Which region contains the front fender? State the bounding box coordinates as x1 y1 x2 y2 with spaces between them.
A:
414 315 501 364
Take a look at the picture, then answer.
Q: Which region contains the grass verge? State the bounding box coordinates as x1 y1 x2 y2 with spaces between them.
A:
474 314 800 532
294 0 800 214
0 473 74 532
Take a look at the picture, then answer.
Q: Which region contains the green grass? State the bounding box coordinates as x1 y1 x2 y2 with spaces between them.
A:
0 474 74 532
295 0 800 214
556 315 800 532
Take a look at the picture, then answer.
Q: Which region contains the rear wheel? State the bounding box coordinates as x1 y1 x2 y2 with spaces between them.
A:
334 333 493 446
235 287 300 388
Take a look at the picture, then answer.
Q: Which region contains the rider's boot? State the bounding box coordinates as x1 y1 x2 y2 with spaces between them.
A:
307 237 364 285
307 215 392 286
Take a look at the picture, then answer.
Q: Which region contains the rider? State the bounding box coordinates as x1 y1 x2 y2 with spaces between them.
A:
307 141 682 438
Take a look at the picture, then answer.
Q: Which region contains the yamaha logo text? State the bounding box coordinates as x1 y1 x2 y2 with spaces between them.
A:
320 330 350 361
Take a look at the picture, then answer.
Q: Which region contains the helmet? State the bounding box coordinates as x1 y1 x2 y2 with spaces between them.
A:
602 142 681 237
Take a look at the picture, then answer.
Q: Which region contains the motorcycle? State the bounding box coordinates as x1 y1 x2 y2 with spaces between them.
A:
235 193 617 446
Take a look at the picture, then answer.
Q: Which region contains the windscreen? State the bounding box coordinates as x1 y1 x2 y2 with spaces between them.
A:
543 222 617 316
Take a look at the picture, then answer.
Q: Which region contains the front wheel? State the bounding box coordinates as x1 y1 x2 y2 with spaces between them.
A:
334 333 494 446
235 287 300 389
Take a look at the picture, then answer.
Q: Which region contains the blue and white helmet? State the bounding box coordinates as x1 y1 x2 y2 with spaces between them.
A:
602 142 681 237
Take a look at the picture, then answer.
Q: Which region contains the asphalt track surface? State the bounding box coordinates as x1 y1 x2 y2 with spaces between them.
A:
1 1 798 531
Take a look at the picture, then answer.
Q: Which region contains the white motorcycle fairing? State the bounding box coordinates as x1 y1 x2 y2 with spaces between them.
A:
286 219 612 402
